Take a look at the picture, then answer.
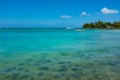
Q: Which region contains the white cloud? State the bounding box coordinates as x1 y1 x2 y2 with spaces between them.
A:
60 15 72 19
101 7 119 14
81 11 91 16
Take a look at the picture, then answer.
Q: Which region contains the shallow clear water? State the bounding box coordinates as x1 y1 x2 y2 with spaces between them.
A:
0 29 120 80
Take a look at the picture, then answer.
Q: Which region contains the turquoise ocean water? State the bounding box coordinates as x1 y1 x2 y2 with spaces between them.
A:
0 28 120 80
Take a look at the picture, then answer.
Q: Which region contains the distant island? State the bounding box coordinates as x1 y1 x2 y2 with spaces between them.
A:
83 21 120 29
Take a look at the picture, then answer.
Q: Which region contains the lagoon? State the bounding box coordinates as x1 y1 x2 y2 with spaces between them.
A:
0 28 120 80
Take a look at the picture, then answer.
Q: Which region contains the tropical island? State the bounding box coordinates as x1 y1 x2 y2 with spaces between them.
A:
83 21 120 29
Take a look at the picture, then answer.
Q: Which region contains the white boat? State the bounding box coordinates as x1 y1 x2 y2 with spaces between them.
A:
66 27 72 30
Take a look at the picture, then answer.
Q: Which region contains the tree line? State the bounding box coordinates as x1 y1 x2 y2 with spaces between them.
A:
83 21 120 29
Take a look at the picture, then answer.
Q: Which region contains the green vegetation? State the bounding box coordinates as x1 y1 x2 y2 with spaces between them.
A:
83 21 120 29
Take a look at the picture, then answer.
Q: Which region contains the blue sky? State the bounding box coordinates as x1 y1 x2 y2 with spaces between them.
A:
0 0 120 27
